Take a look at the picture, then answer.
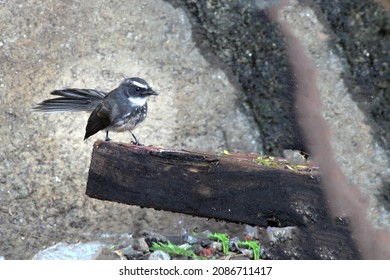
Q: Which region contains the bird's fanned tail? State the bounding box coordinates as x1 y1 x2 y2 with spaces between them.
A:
32 89 106 112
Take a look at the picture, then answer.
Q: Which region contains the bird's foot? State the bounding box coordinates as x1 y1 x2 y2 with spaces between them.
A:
130 132 143 146
105 131 111 141
131 140 143 146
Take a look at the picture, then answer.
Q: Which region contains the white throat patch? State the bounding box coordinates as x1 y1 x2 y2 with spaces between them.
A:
128 96 147 106
131 80 149 89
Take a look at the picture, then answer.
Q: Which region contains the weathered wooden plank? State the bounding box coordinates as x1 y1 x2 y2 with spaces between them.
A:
86 141 360 259
86 141 324 227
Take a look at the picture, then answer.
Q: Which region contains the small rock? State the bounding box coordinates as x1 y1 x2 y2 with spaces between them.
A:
95 248 122 260
244 225 259 240
118 245 134 255
179 243 192 250
124 250 144 260
184 234 198 245
283 149 306 165
180 227 189 239
266 226 296 243
113 245 143 260
148 250 170 260
199 247 215 258
115 233 134 248
141 230 168 247
211 241 222 252
198 230 213 239
229 236 241 252
131 238 149 252
192 244 203 255
32 242 106 260
198 237 211 247
240 249 254 259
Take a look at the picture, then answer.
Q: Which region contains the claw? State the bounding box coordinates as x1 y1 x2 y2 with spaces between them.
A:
130 132 143 145
131 140 143 146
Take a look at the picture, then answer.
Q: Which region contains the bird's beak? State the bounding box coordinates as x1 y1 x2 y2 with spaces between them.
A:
147 89 159 96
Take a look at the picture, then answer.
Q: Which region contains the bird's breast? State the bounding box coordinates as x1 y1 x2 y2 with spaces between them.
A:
110 105 147 132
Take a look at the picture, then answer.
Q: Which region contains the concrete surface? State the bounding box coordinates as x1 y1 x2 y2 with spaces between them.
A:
0 0 259 259
279 0 390 230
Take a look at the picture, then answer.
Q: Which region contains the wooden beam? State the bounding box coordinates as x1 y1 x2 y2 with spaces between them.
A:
86 141 359 259
86 141 324 227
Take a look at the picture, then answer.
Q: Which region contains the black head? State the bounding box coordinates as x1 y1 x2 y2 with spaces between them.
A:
121 77 158 98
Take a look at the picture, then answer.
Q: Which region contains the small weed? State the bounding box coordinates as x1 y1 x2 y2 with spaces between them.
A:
255 156 277 166
150 241 206 260
208 233 230 255
238 240 261 260
149 233 262 260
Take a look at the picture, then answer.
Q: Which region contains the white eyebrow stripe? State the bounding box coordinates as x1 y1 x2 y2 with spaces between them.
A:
131 80 148 89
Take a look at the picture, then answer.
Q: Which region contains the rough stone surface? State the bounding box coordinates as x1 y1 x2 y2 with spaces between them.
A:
309 0 390 217
313 0 390 153
0 0 257 259
278 0 390 228
168 0 306 155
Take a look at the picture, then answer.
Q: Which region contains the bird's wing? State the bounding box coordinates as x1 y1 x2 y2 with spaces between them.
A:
84 102 111 139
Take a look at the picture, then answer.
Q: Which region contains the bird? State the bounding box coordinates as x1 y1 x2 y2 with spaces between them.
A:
33 77 159 144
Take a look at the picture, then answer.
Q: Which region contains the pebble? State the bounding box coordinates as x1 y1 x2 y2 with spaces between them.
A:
148 250 170 260
266 226 296 243
32 242 106 260
244 225 259 239
229 236 241 252
132 238 149 252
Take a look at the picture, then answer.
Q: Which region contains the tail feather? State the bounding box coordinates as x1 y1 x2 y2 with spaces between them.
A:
33 89 106 112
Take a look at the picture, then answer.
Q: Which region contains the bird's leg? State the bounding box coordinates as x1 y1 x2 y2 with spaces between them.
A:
130 132 143 146
105 131 111 142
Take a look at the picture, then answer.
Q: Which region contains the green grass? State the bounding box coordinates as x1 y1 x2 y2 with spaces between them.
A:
150 233 262 260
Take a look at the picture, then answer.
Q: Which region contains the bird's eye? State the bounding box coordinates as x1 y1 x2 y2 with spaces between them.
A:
136 87 141 91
